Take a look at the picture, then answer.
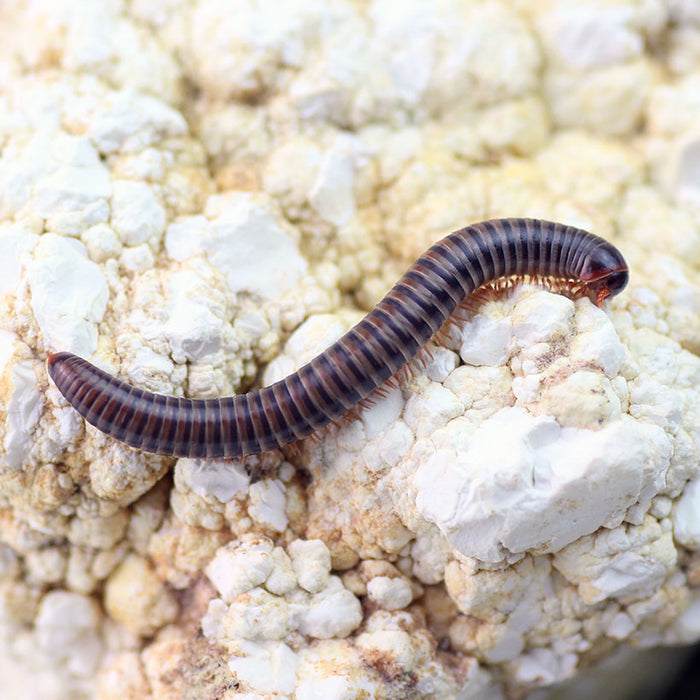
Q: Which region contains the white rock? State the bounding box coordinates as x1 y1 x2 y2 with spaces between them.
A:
121 346 174 391
88 89 187 154
2 356 42 470
228 640 298 694
0 544 19 580
60 4 122 69
511 646 577 686
81 223 122 262
667 594 700 644
48 395 86 453
360 387 404 440
668 130 700 206
366 576 413 610
511 292 574 346
672 478 700 549
1 131 111 220
161 269 224 362
35 591 102 677
414 408 671 563
403 383 463 438
646 73 700 202
308 138 357 226
290 0 541 125
355 627 414 667
166 193 307 299
668 0 700 22
294 642 386 700
33 134 111 217
176 458 250 503
48 199 111 238
410 531 452 585
295 577 363 639
265 547 297 596
296 674 371 700
262 137 325 211
223 588 291 641
201 598 228 642
553 516 677 604
443 364 513 415
587 545 672 603
570 303 626 376
368 420 414 472
369 0 539 114
629 376 685 434
27 234 109 357
459 314 512 366
546 59 654 136
206 194 307 299
206 539 274 603
248 479 289 532
536 371 622 428
288 539 331 594
445 557 551 662
189 0 324 97
535 4 660 69
163 216 208 260
424 346 459 382
650 495 673 519
111 179 165 246
0 222 39 294
119 242 154 273
0 331 15 372
607 611 636 640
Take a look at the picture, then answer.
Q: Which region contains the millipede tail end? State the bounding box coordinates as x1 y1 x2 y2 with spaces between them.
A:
47 352 79 394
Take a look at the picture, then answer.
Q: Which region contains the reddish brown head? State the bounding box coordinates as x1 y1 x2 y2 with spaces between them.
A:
579 243 629 307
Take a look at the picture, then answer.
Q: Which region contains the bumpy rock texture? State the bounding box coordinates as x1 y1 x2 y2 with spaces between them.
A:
0 1 699 699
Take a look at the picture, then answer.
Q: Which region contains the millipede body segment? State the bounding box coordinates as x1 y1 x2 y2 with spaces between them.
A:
47 218 629 459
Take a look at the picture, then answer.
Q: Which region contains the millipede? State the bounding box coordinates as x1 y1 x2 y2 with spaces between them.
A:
47 218 629 459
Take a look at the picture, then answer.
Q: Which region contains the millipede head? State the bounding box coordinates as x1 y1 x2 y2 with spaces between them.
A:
579 243 629 307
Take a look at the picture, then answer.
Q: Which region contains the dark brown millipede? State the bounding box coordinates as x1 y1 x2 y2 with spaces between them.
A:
47 218 629 459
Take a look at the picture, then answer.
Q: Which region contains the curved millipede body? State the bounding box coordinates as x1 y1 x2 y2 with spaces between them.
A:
47 218 629 459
